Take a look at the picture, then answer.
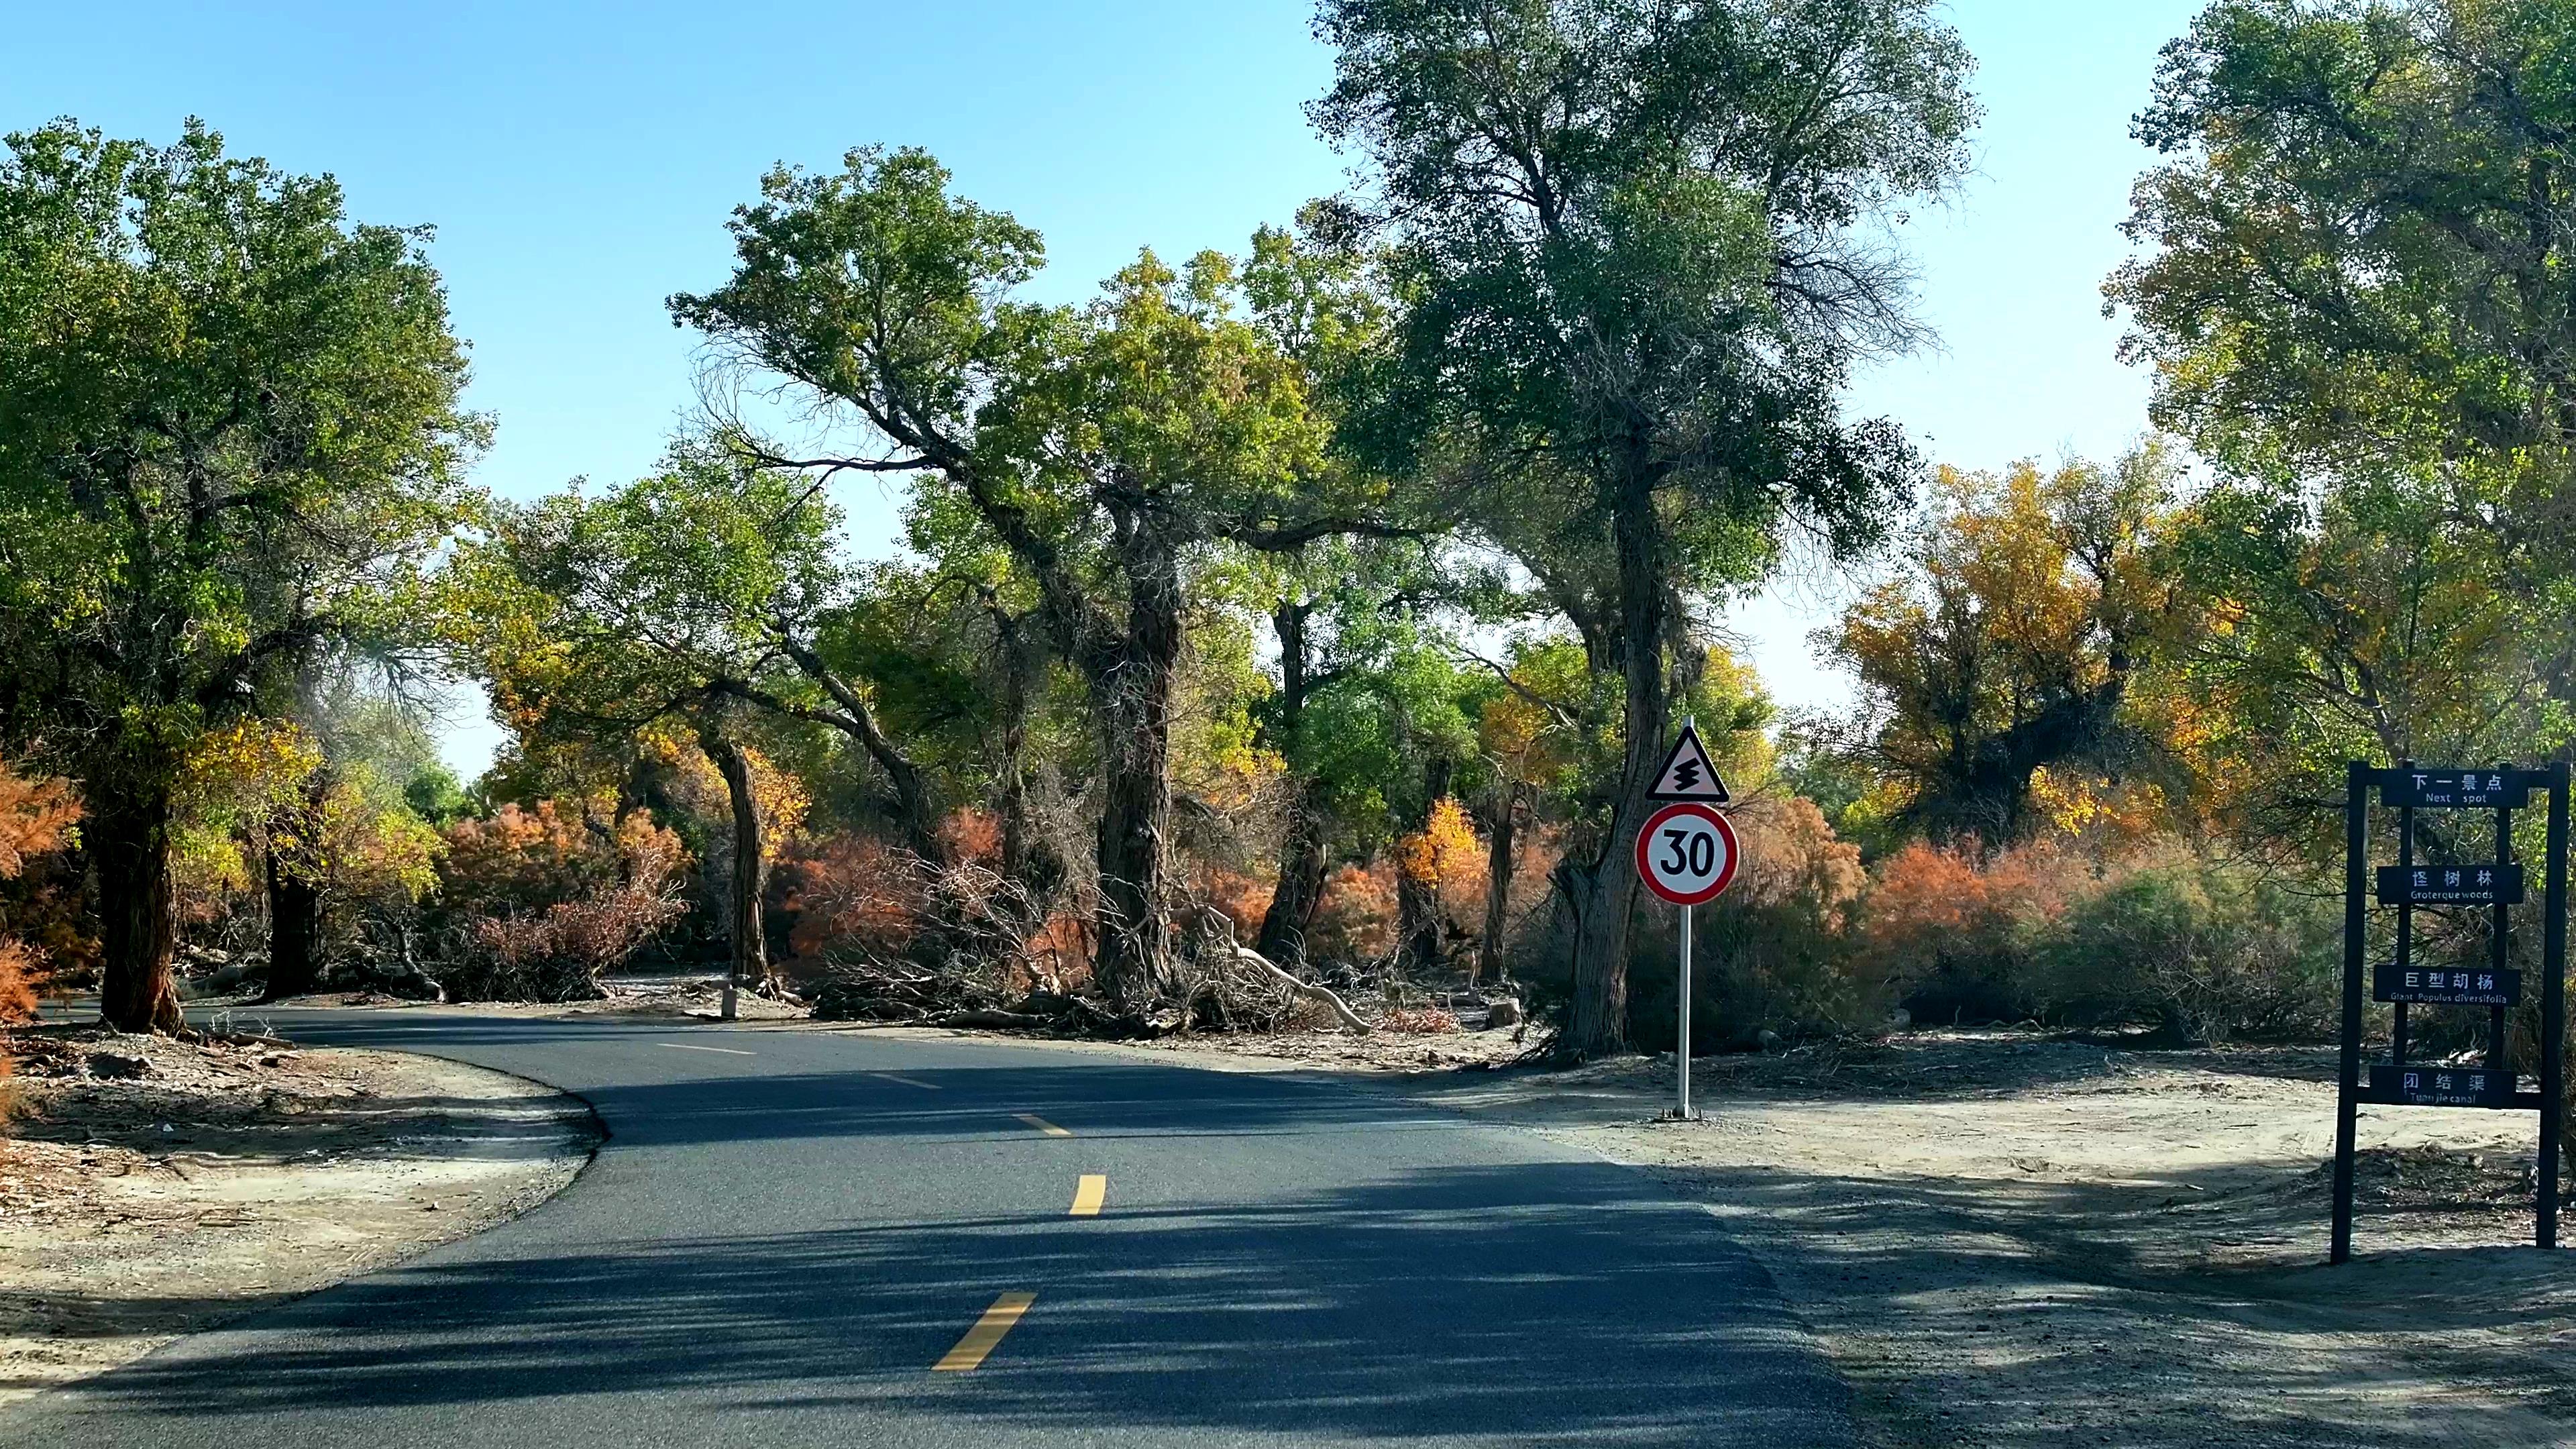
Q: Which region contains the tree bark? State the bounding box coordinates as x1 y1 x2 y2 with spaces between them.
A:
93 785 183 1034
1256 599 1329 966
994 608 1064 899
1477 782 1527 986
1087 545 1184 1009
261 772 329 1002
1564 453 1668 1058
1258 775 1334 967
702 733 771 991
262 847 325 1002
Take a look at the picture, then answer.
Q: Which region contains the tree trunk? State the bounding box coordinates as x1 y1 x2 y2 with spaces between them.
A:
1256 598 1328 967
1564 455 1668 1058
1258 775 1334 967
93 785 183 1034
994 609 1064 900
1397 755 1454 975
262 848 325 1002
702 734 771 991
1477 782 1527 986
1087 552 1184 1010
261 773 329 1002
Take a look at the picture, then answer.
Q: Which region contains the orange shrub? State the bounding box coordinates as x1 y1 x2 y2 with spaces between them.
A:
781 834 927 966
1308 860 1401 965
433 802 690 1000
1189 864 1277 940
1856 836 2081 1023
0 761 81 1022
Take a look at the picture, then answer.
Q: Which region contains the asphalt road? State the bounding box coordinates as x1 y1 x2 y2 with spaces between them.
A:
4 1010 1852 1448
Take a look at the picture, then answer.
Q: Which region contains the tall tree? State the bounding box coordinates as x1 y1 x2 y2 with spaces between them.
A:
1313 0 1975 1053
673 149 1409 1007
0 120 481 1031
1829 450 2184 845
454 439 925 989
2110 0 2576 694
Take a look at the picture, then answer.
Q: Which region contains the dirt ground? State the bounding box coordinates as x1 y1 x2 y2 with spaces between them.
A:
0 1024 598 1407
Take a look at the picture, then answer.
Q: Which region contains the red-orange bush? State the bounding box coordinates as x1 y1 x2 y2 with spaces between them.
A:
781 834 928 967
0 761 82 1022
433 803 689 1001
1189 864 1277 941
1307 860 1401 965
1855 837 2081 1023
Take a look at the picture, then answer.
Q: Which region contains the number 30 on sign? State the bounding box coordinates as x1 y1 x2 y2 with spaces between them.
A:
1636 801 1741 906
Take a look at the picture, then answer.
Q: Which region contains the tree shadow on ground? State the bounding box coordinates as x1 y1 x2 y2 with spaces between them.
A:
6 1159 1845 1449
1645 1153 2576 1449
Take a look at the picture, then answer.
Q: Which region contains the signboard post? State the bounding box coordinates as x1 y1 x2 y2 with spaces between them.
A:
2332 760 2568 1263
1638 722 1739 1122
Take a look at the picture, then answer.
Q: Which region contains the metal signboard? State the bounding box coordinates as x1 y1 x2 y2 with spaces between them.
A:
2375 863 2525 907
1635 800 1739 907
2378 768 2537 810
1646 724 1731 804
2374 965 2521 1008
2363 1063 2526 1110
2332 759 2569 1265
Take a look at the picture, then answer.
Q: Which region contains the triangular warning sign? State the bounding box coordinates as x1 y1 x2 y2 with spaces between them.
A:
1648 724 1731 802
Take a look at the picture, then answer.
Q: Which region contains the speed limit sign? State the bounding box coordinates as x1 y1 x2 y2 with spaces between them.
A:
1635 801 1740 906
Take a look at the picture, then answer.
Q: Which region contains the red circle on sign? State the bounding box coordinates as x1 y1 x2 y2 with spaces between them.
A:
1635 802 1740 906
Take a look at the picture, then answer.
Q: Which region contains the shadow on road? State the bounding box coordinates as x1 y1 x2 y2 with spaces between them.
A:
24 1158 1841 1447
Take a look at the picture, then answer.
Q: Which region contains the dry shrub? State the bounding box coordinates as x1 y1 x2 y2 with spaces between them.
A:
1024 912 1093 994
0 759 81 1023
1309 860 1400 964
1379 1004 1460 1034
793 824 1094 1018
1856 835 2081 1024
938 808 1004 867
782 834 928 967
433 804 690 1001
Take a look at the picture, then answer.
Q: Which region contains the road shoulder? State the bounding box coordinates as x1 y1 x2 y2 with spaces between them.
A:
1 1024 599 1408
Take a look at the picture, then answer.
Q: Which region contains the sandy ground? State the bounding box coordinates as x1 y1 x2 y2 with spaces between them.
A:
0 1024 598 1407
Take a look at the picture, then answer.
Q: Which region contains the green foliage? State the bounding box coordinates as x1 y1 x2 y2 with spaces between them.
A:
2031 851 2342 1043
2114 0 2576 501
457 436 841 747
0 117 482 794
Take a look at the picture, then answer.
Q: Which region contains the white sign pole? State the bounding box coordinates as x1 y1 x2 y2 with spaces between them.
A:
1677 901 1693 1120
1676 713 1695 1121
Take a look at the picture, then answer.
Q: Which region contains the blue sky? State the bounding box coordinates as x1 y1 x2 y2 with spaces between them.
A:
11 0 2209 771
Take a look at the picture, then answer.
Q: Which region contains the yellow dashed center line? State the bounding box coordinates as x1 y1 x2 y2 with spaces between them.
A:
934 1291 1036 1372
1014 1113 1073 1138
1070 1174 1106 1216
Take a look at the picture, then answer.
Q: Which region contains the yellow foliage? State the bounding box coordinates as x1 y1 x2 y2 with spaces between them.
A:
2028 767 2168 847
655 734 811 859
1394 796 1485 889
178 718 323 816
